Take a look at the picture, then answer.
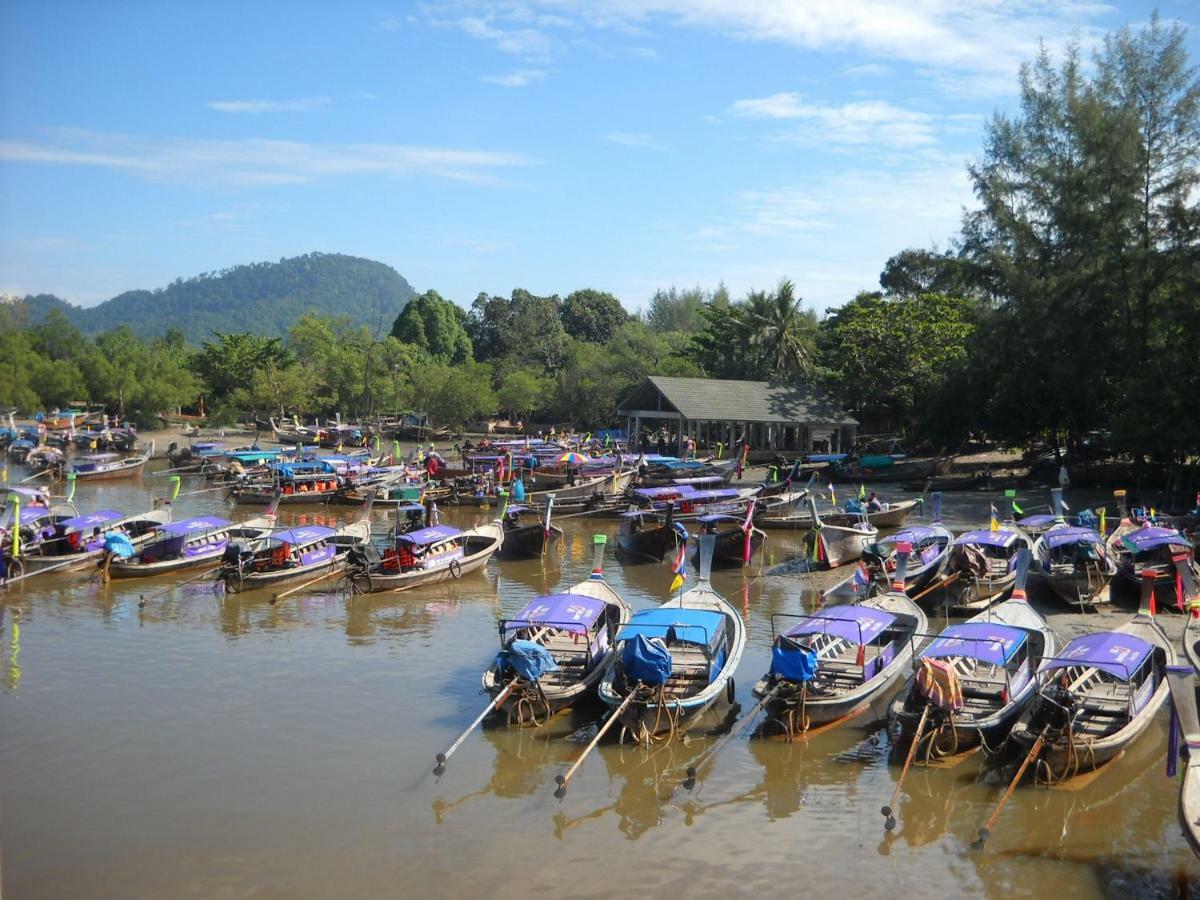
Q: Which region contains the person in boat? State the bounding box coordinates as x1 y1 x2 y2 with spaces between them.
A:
867 492 883 513
656 431 667 456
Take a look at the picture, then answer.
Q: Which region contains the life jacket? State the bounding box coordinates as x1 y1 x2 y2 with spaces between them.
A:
383 548 401 571
272 542 291 567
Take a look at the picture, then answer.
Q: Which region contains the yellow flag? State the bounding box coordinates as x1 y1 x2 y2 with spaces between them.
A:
11 497 20 558
670 573 684 592
1098 507 1107 536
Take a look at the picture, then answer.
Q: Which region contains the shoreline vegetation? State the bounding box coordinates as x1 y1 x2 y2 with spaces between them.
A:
2 17 1197 497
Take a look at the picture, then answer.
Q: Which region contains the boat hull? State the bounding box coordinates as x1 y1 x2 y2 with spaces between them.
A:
349 525 502 594
498 523 563 560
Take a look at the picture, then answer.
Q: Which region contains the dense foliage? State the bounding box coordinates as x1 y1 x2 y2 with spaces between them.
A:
9 253 416 343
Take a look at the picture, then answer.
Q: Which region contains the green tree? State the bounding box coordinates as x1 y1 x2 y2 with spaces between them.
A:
495 367 548 420
743 280 817 376
560 289 629 343
390 290 472 363
194 332 293 404
818 292 976 434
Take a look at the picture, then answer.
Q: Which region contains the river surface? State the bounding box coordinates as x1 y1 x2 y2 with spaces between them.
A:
1 468 1196 897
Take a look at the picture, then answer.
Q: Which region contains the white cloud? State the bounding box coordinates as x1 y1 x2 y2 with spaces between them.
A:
603 132 663 149
420 0 1114 94
730 92 937 148
205 96 331 113
627 45 658 59
842 63 890 77
481 68 546 87
685 159 974 307
0 129 532 187
452 15 555 60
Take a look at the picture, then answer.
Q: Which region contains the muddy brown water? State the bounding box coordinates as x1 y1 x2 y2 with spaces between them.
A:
1 470 1196 897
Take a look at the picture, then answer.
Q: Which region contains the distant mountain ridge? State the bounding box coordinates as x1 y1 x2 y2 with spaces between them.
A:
13 252 416 343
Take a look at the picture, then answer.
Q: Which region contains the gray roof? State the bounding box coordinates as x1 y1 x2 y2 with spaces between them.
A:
618 376 857 426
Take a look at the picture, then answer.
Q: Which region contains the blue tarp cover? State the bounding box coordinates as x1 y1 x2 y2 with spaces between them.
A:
621 633 672 685
497 639 559 681
771 636 819 682
103 533 136 558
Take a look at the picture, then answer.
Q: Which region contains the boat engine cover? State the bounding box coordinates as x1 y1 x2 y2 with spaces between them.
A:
621 634 672 686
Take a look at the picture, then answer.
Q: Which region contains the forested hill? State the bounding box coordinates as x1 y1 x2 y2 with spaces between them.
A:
14 253 416 343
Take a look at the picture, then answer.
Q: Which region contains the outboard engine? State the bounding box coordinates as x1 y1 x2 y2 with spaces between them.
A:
222 543 254 570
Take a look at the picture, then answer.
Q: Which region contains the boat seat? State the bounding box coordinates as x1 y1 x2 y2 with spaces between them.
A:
1077 700 1129 718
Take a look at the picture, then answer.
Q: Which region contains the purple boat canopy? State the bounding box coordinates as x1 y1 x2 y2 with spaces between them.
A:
62 510 125 530
17 507 52 525
783 604 897 646
163 516 230 535
2 486 50 501
673 475 724 486
686 489 742 502
882 525 940 544
634 486 696 499
1018 514 1058 528
396 525 463 545
922 622 1028 665
955 529 1019 549
697 513 744 524
505 593 607 635
1122 526 1191 553
270 526 335 545
1042 631 1154 680
1043 527 1103 550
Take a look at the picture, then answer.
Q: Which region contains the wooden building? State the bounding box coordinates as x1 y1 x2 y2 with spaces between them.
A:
617 376 857 458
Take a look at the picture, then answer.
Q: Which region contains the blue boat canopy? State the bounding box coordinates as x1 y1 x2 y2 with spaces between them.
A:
922 622 1028 666
1041 632 1154 680
505 593 607 635
783 605 897 646
618 607 724 647
396 525 462 545
163 516 230 535
62 509 124 530
955 529 1019 548
1043 527 1103 550
269 526 335 545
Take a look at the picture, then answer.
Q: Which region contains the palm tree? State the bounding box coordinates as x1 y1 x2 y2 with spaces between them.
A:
742 280 815 376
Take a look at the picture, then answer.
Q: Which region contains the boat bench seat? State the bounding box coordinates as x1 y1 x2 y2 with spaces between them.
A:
1078 698 1129 718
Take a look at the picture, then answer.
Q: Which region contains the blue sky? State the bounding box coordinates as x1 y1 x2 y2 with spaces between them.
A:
1 1 1194 314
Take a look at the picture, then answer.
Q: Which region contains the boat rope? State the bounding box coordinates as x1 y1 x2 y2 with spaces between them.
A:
508 680 552 727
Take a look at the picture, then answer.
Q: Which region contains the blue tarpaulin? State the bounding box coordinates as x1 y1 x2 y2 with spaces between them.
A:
103 533 136 558
621 634 672 685
497 639 559 681
770 636 819 682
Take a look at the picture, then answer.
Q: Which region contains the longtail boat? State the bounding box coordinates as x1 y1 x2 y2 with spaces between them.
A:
940 523 1034 611
597 534 745 743
1106 519 1199 607
7 506 172 576
1164 665 1200 857
1009 574 1173 781
218 513 371 593
889 551 1057 761
345 521 503 594
107 493 281 579
1031 526 1116 608
482 536 632 724
498 501 562 560
803 495 877 569
616 505 686 563
231 460 343 504
753 548 928 737
70 443 153 481
689 509 764 569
